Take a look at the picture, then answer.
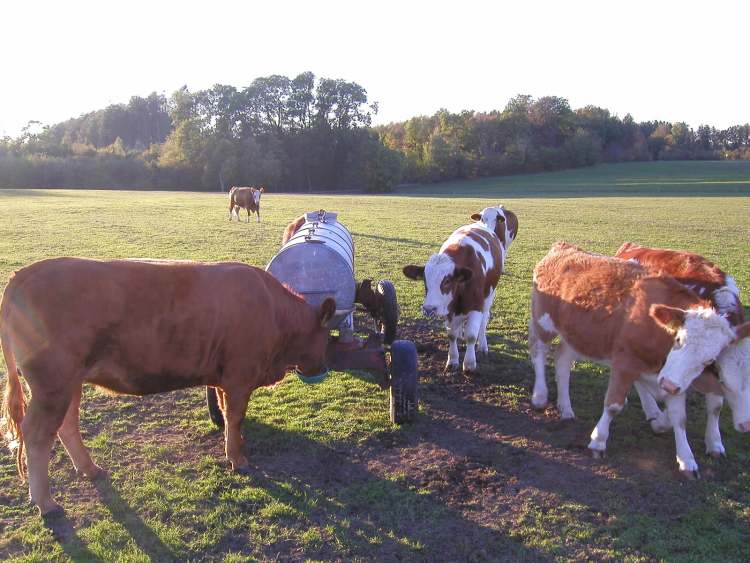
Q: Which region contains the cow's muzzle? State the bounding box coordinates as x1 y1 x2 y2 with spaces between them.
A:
659 378 681 395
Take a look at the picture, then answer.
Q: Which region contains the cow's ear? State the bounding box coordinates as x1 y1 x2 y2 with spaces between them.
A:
650 304 686 333
470 213 481 221
453 267 473 284
402 265 425 280
734 322 750 342
319 298 336 327
260 187 265 193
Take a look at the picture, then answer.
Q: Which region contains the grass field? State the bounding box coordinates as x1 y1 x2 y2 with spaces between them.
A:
1 161 750 561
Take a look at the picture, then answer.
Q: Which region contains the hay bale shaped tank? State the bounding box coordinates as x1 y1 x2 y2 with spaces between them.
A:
266 210 355 329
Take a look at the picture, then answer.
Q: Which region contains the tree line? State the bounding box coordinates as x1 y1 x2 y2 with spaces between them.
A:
1 76 749 192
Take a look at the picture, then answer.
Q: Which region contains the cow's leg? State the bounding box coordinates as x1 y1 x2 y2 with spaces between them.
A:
633 378 671 433
477 289 494 358
588 370 632 457
529 320 550 409
247 208 251 223
256 208 261 223
222 388 252 472
462 310 484 374
22 388 72 515
665 392 699 477
554 341 577 420
704 392 725 459
57 385 103 478
444 317 462 374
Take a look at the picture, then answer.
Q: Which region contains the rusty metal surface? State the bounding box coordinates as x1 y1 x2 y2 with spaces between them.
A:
326 335 390 389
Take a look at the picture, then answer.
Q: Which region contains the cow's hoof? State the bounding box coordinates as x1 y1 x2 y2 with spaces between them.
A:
708 450 727 460
531 394 548 410
40 503 65 519
559 410 576 421
680 468 701 480
590 449 606 460
463 368 478 376
443 363 460 375
79 464 106 480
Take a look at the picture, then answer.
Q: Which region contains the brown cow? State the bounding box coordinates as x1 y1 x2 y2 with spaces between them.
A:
403 205 518 373
529 242 744 476
229 186 265 222
0 257 334 515
615 242 750 456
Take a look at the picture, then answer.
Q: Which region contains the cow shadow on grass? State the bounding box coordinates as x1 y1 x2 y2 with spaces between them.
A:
350 231 435 250
232 419 546 561
42 476 177 562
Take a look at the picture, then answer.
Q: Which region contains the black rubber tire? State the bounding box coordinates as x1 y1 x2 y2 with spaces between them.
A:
206 387 224 428
389 340 418 424
377 279 399 345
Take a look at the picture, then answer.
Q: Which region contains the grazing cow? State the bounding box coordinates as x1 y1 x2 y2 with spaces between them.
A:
615 242 750 456
529 242 745 476
403 205 518 374
0 257 335 515
229 186 265 222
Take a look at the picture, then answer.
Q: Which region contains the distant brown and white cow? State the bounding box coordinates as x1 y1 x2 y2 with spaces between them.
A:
229 186 265 222
403 205 518 373
0 257 335 515
615 242 750 456
529 242 746 476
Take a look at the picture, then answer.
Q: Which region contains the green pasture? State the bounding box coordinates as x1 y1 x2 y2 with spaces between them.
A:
1 161 750 561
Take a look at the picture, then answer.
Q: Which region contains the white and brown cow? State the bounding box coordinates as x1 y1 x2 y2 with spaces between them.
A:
0 257 335 515
616 242 750 456
403 205 518 374
529 242 746 476
229 186 265 222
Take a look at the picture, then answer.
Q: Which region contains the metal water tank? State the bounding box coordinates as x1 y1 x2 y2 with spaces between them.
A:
266 210 355 328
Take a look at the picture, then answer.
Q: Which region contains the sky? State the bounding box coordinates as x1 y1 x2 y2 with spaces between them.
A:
1 0 748 138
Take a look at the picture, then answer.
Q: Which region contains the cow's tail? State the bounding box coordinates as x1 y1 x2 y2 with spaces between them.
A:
1 333 27 481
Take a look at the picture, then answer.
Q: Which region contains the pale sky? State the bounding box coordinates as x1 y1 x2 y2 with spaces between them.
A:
1 0 748 138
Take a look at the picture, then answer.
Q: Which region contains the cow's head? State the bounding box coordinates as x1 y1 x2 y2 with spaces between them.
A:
295 297 336 380
714 323 750 431
252 186 264 206
403 253 472 317
471 205 518 249
651 305 736 395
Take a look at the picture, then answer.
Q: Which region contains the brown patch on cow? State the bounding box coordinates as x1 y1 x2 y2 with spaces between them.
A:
615 242 744 326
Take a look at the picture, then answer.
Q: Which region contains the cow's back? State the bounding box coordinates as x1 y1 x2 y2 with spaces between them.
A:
1 258 290 394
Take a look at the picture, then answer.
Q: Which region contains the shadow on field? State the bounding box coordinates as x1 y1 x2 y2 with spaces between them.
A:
42 512 105 562
0 189 85 198
92 477 177 561
351 231 435 249
236 419 546 561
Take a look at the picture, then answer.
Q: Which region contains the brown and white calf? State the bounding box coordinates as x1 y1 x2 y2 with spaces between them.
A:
616 242 750 456
0 257 334 515
403 205 518 373
229 186 265 222
529 242 746 476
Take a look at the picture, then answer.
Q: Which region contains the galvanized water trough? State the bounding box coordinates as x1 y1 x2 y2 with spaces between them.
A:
206 210 418 425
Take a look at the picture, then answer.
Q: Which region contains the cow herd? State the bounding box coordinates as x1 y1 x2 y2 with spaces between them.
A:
1 201 748 517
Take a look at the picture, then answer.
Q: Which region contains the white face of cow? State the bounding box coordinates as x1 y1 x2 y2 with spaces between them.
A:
654 307 735 394
473 205 515 249
715 336 750 432
402 253 472 318
252 189 262 206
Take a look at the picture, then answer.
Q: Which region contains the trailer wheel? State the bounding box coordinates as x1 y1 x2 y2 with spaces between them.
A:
206 387 224 428
389 340 418 424
377 279 399 345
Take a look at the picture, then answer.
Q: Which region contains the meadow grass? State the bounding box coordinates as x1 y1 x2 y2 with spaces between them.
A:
1 161 749 561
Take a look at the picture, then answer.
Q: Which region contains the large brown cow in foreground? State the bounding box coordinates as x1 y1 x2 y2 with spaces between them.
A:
615 242 750 456
229 186 265 222
403 205 518 374
529 242 747 476
0 257 334 515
